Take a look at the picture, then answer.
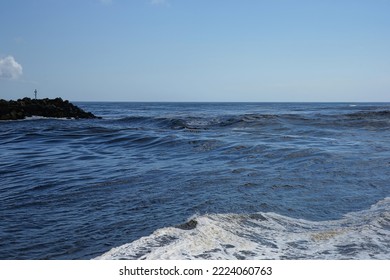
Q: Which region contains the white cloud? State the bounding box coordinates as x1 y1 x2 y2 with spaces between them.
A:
0 56 23 80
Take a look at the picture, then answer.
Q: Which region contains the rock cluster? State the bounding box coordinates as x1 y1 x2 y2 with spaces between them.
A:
0 97 100 120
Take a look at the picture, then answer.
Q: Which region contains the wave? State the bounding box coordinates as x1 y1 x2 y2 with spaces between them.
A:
96 197 390 260
113 110 390 131
114 114 300 131
346 110 390 118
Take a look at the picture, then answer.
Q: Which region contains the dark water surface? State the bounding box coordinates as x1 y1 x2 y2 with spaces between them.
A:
1 102 389 259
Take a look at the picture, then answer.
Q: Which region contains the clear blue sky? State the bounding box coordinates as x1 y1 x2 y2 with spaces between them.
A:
1 0 389 102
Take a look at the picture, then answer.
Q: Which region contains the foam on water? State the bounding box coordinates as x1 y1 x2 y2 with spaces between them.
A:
96 197 390 260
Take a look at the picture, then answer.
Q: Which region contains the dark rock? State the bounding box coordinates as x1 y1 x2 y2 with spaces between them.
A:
176 219 198 230
248 213 268 221
0 97 101 120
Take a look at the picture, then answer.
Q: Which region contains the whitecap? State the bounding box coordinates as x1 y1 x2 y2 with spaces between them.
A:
95 197 390 260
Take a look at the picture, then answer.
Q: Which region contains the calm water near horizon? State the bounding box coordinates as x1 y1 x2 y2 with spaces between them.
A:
1 102 389 259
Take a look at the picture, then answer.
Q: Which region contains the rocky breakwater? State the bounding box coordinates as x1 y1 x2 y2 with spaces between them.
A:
0 97 100 120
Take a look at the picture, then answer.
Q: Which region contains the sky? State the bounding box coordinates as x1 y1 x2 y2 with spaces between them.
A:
0 0 389 102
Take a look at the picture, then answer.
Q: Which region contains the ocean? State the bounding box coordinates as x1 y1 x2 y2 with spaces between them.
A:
0 102 389 260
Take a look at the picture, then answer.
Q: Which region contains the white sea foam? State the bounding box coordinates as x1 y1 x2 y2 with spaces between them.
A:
25 116 74 120
0 116 72 122
96 197 390 260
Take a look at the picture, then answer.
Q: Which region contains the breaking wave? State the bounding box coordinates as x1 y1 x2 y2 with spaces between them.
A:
96 197 390 260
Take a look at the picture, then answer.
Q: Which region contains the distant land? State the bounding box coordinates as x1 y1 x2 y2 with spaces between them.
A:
0 97 100 120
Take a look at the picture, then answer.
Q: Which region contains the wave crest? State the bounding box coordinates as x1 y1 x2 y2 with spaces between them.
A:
96 198 390 260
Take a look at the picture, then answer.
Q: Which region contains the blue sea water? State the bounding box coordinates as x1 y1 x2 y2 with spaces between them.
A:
0 102 389 259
